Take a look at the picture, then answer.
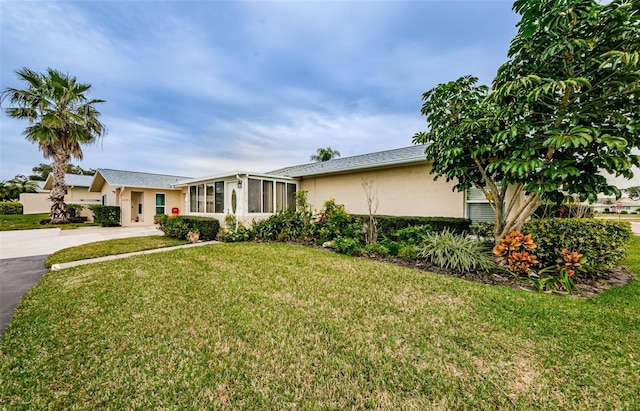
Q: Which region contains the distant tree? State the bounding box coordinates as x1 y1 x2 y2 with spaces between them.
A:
3 175 39 201
311 147 341 162
413 0 639 242
0 181 11 201
626 186 640 200
29 162 95 181
1 68 106 223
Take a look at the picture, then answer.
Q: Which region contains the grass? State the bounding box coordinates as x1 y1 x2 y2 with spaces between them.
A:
1 238 639 409
0 213 99 231
45 236 189 267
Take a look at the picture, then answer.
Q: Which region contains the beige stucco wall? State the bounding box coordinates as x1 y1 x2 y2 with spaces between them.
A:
299 163 465 217
20 192 50 214
118 187 184 227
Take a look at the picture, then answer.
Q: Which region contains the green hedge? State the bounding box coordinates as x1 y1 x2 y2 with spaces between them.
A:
88 205 121 227
0 202 23 215
159 216 220 241
354 215 471 237
523 218 632 274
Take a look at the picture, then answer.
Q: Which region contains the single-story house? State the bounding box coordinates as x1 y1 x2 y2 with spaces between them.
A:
87 145 499 227
20 174 101 217
88 169 190 225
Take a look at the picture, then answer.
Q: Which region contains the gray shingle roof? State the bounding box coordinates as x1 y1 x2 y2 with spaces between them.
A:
43 173 94 189
267 145 429 178
93 169 192 190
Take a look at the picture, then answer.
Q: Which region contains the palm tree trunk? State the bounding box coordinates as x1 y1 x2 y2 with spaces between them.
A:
49 152 69 224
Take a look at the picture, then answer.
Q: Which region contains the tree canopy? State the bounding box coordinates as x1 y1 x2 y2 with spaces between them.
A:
311 147 341 162
414 0 639 240
1 68 106 223
29 162 95 181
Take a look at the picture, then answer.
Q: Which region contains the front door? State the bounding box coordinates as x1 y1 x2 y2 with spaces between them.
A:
131 191 143 222
225 181 241 215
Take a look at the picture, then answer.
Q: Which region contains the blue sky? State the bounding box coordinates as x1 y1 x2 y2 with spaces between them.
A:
1 0 636 187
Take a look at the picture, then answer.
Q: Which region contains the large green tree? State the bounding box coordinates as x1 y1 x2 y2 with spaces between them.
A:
1 68 106 223
311 147 341 162
29 162 95 181
414 0 639 241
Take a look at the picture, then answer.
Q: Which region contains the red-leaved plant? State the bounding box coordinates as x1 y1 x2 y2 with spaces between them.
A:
493 231 538 275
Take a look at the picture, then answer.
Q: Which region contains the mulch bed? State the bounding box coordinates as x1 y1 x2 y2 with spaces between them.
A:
366 254 636 296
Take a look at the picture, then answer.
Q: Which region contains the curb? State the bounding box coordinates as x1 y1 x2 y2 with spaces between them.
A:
50 241 219 270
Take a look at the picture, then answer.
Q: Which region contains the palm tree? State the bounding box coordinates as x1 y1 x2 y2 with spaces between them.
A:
310 147 341 162
7 175 39 201
1 68 106 223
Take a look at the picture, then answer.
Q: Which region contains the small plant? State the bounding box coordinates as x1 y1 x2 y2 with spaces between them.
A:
471 222 495 242
492 231 538 276
362 242 389 257
393 225 432 245
397 244 419 261
419 229 495 273
225 213 238 231
531 249 585 294
333 237 362 256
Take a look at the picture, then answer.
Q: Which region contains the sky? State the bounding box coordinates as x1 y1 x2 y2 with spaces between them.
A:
0 0 637 188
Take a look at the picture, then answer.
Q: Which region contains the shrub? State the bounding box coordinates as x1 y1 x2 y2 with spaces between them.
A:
397 244 419 261
315 199 361 243
362 242 389 257
419 229 495 273
217 224 253 243
88 205 121 227
66 204 83 218
252 211 307 242
0 202 23 215
493 231 539 276
620 210 629 214
523 218 632 274
471 222 495 242
333 237 362 256
159 216 220 241
393 225 432 245
154 214 167 224
381 238 401 256
360 215 471 237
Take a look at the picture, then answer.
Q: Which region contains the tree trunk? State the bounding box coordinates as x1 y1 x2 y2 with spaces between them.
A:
49 151 70 224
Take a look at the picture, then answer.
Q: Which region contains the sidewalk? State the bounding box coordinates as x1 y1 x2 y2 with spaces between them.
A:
0 226 164 259
50 240 217 270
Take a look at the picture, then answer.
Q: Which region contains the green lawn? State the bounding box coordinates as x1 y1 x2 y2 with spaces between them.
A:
0 213 99 231
45 236 188 267
1 238 638 409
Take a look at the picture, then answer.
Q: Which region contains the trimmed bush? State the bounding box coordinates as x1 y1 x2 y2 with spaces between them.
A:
159 216 220 241
66 204 83 218
252 211 308 241
393 225 432 245
356 215 471 237
88 205 121 227
0 202 23 215
523 218 632 273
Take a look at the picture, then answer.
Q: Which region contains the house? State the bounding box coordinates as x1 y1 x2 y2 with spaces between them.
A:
88 169 190 225
89 145 496 227
20 174 101 217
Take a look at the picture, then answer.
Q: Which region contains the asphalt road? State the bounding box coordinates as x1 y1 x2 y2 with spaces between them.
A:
0 255 48 337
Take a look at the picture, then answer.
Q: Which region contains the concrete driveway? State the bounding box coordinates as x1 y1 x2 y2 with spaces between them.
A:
0 225 163 337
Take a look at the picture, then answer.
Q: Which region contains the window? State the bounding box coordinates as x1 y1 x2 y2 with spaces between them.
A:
102 194 107 205
248 179 261 213
206 184 214 213
263 180 274 213
466 187 501 223
190 186 197 213
215 182 224 213
155 193 166 215
248 178 296 213
286 183 297 211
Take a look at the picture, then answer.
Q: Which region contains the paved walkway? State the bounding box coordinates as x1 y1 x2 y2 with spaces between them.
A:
0 225 164 259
